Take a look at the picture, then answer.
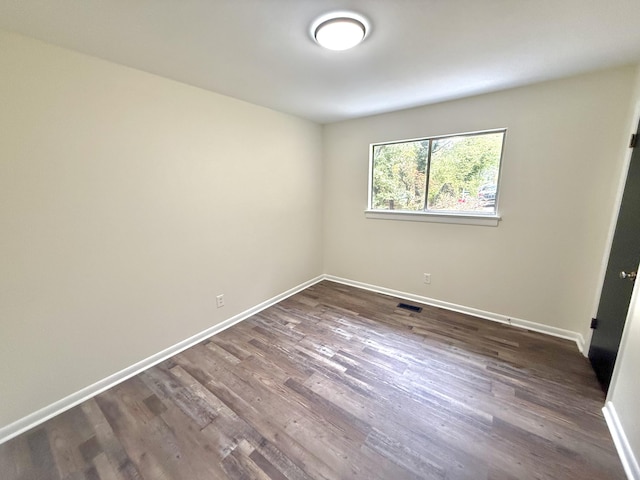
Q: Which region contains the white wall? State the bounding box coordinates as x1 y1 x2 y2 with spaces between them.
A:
0 30 323 429
323 67 637 343
607 264 640 478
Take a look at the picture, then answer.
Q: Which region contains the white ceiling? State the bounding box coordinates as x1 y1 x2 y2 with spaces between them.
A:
1 0 640 124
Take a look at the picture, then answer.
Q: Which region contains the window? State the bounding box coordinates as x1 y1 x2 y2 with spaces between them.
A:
367 129 506 225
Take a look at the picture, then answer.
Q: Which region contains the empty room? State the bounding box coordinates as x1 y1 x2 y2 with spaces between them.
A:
1 1 640 479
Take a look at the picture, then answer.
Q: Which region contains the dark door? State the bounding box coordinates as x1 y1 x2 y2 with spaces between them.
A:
589 119 640 392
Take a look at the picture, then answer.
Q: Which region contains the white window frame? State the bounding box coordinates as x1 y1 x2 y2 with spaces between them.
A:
365 128 506 227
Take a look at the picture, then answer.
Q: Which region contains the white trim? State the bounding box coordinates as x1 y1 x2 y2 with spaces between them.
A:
603 401 640 480
323 275 585 352
364 210 501 226
0 275 324 446
0 273 588 445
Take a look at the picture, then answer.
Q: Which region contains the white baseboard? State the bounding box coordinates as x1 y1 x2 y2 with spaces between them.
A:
603 401 640 480
323 275 585 352
0 275 324 446
0 273 587 445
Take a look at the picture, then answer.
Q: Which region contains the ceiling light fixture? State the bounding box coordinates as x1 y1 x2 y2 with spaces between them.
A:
312 12 369 51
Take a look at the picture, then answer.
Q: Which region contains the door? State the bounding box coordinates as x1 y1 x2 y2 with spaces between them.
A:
589 119 640 392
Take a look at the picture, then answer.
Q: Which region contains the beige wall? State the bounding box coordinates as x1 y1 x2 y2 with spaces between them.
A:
2 25 639 446
0 31 323 428
323 67 637 341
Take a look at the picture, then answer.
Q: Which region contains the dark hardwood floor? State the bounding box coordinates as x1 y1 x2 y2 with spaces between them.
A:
0 280 625 479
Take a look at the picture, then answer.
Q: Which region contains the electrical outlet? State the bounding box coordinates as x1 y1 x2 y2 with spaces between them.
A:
216 294 225 308
423 273 431 284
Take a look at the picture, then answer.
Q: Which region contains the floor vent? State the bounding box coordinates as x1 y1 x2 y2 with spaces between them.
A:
397 302 422 313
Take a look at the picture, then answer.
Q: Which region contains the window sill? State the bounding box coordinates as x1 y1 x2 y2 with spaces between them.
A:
364 210 501 226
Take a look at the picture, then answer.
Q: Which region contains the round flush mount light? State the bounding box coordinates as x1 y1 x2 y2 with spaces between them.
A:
312 12 369 51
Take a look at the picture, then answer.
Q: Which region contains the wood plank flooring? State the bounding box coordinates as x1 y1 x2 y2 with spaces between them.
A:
0 280 625 479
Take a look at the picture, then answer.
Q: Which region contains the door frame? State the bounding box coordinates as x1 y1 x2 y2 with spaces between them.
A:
585 102 640 356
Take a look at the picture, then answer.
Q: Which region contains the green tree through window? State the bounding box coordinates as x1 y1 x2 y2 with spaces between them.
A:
370 130 505 214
